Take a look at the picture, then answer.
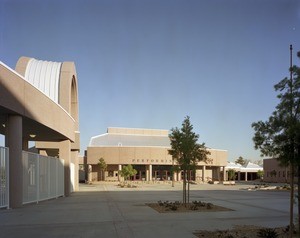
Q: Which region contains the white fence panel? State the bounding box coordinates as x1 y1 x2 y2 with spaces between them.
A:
0 146 9 208
22 152 39 204
23 152 64 205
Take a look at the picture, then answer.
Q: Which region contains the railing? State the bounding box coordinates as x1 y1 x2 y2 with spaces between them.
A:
0 146 9 208
22 151 64 204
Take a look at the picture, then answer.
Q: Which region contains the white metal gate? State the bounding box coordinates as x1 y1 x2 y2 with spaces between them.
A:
22 152 64 204
0 146 9 208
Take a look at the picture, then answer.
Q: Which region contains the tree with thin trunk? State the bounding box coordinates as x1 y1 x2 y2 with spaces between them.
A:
227 169 236 181
257 170 264 180
252 46 300 237
98 158 107 181
169 116 210 206
119 164 137 185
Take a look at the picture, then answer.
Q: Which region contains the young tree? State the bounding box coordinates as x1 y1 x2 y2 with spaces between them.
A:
169 116 210 206
257 170 264 180
119 164 137 184
252 46 300 237
98 158 107 181
227 169 236 181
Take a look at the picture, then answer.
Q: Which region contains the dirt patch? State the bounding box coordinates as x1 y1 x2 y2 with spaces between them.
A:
146 201 233 213
194 225 290 238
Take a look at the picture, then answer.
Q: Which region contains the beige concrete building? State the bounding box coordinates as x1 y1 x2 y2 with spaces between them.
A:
263 158 292 183
0 57 80 208
87 127 228 182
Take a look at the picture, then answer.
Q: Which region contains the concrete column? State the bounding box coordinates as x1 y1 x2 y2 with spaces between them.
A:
59 140 71 197
149 164 152 181
174 171 177 181
245 172 248 181
217 167 220 181
71 151 79 191
223 167 226 181
146 165 149 181
238 172 241 181
118 164 122 181
202 166 206 182
88 165 92 182
84 154 88 182
178 171 182 181
5 115 23 208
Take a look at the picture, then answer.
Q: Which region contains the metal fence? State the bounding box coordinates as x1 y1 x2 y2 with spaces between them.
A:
0 146 9 208
22 152 64 204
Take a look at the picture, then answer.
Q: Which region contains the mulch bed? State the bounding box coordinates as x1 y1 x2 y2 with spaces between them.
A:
146 202 233 213
194 225 290 238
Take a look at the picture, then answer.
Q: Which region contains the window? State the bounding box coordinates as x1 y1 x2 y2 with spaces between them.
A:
283 171 285 177
278 171 281 177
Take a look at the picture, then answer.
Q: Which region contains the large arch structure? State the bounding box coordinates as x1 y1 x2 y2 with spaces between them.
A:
0 56 80 208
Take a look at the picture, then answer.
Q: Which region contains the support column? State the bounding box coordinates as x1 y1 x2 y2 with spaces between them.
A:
6 115 23 208
238 172 241 181
84 152 88 182
71 150 79 192
146 165 149 181
202 166 206 182
178 171 182 181
223 166 226 181
149 164 152 181
174 171 178 182
245 172 248 181
59 140 71 197
88 165 92 182
118 164 122 181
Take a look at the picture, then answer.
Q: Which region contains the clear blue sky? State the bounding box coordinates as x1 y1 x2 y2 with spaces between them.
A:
0 0 299 161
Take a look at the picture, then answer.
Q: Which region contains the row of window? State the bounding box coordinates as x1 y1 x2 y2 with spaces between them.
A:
266 170 289 178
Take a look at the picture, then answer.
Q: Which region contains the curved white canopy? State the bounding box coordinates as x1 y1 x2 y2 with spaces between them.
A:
25 58 62 103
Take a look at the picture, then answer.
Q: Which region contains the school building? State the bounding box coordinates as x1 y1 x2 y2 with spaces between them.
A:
86 127 228 183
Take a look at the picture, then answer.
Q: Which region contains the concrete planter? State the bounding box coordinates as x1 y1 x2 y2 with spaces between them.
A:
223 181 235 185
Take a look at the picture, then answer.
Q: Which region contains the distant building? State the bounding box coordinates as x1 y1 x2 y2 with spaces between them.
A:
225 162 263 181
263 158 292 183
86 127 228 183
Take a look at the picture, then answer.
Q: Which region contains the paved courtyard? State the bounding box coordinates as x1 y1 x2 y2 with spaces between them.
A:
0 182 294 238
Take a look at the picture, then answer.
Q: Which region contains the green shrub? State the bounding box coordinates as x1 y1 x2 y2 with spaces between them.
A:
257 228 279 238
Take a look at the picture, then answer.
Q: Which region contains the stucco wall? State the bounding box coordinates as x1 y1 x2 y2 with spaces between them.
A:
263 158 290 183
87 146 227 167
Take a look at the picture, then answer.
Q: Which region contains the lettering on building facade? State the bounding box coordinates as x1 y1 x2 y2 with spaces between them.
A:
131 159 172 164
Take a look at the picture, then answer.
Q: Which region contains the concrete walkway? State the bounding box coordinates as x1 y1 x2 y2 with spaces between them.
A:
0 182 294 238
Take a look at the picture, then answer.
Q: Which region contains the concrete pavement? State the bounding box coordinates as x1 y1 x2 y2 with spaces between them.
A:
0 182 294 238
